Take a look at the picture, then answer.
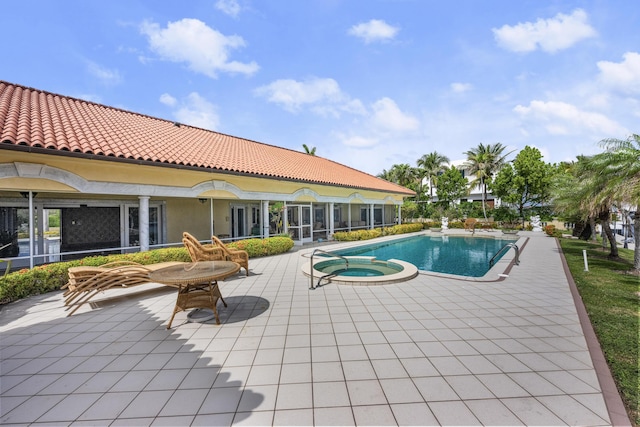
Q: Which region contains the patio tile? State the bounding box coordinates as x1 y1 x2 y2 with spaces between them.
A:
158 388 209 417
279 362 311 384
537 394 609 426
501 397 565 425
144 368 190 391
119 390 173 418
380 378 423 404
192 412 235 426
464 398 525 426
428 400 481 426
346 379 387 406
390 402 439 426
236 384 278 412
180 367 220 389
371 358 409 379
1 394 66 424
445 375 494 400
413 377 459 402
246 364 282 385
199 387 243 414
232 410 274 426
78 391 139 421
352 404 396 426
313 406 355 426
275 383 313 410
313 381 350 408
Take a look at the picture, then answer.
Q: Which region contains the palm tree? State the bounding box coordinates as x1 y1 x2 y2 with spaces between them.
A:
389 163 418 189
594 134 640 271
302 144 316 155
416 151 450 201
464 143 510 219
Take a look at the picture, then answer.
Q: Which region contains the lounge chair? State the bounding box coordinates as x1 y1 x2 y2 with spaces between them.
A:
62 260 180 316
464 218 477 232
182 232 226 262
211 235 249 276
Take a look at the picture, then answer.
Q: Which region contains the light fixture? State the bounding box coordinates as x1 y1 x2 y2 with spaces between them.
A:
198 198 207 204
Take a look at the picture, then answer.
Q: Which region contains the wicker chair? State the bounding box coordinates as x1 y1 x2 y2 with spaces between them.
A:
62 261 180 316
464 218 477 232
211 235 249 276
182 232 226 262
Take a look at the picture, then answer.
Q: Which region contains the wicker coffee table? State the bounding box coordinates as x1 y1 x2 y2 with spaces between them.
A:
149 260 240 328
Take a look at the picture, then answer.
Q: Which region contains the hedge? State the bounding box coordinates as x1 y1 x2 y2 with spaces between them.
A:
0 236 294 305
333 223 423 242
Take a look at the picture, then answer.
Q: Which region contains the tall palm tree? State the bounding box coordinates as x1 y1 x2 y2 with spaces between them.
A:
416 151 450 201
389 163 418 189
302 144 316 155
464 143 510 219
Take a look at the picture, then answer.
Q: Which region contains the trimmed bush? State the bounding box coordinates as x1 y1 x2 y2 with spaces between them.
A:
227 236 294 257
333 223 422 242
0 236 294 305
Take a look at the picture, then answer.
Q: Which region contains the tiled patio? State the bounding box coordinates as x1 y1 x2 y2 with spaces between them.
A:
0 231 629 426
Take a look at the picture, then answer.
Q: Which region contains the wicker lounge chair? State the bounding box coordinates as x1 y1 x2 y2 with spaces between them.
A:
211 235 249 276
182 232 226 262
62 261 180 316
464 218 477 232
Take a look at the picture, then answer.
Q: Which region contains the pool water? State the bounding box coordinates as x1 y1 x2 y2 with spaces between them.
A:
313 259 402 277
332 235 517 277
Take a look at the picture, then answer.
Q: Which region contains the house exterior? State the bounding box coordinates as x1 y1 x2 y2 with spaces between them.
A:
0 81 414 269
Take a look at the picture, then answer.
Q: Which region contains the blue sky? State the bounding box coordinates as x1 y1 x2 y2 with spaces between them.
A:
4 0 638 176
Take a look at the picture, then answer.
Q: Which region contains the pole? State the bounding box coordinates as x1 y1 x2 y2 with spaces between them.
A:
583 249 589 272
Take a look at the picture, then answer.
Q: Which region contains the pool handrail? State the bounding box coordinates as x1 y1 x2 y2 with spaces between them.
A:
309 249 349 290
489 242 519 268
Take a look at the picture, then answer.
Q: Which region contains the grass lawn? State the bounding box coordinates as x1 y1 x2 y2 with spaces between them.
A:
559 238 639 426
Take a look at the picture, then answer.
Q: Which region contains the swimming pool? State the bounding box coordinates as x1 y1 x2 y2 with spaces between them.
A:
331 235 518 277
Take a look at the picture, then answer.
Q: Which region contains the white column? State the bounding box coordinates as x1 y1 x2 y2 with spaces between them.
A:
397 205 402 224
370 204 375 229
139 196 150 252
262 200 270 238
348 204 351 231
28 192 35 269
209 198 214 238
283 201 288 234
328 202 334 236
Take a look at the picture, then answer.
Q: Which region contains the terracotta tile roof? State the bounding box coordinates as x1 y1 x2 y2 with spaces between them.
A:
0 81 414 196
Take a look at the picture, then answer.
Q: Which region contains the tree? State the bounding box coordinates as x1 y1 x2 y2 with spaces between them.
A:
492 146 553 227
416 151 450 201
551 158 600 243
592 134 640 270
436 166 468 208
464 143 510 220
302 144 316 155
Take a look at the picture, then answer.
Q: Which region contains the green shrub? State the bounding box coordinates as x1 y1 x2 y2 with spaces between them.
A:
0 236 294 305
228 236 294 257
333 223 422 241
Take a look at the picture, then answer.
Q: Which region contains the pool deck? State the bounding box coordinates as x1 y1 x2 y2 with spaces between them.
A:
0 230 631 426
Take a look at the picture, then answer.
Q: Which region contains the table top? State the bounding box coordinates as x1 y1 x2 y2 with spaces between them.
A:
149 260 240 285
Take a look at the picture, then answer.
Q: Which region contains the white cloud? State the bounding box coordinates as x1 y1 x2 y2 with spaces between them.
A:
514 100 627 136
348 19 399 44
597 52 640 95
170 92 220 130
159 93 177 106
339 134 379 148
139 18 259 78
254 77 365 116
493 9 596 53
451 82 472 93
215 0 241 17
86 61 122 85
370 97 419 132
